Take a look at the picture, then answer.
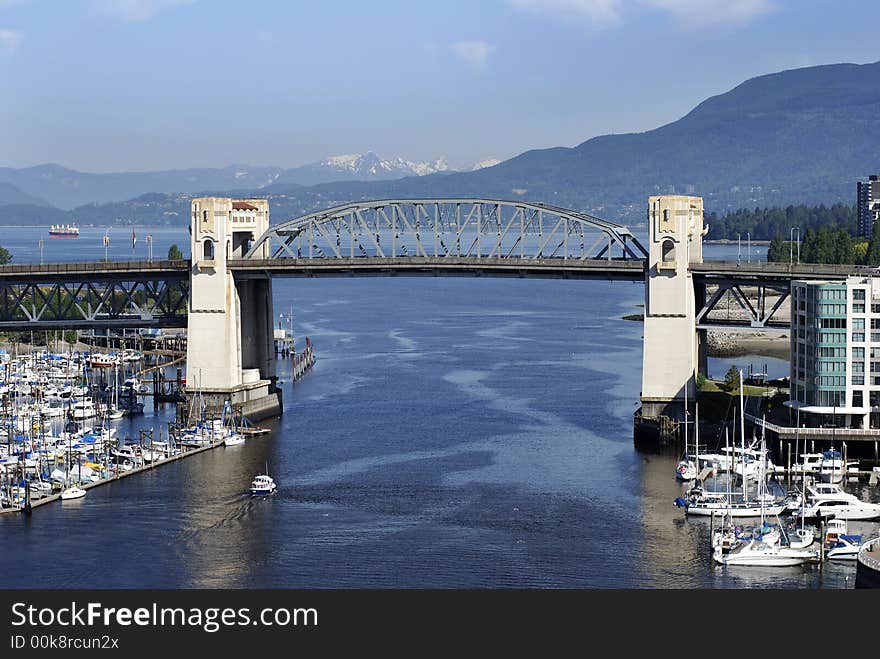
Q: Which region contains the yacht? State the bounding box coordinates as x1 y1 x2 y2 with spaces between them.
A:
249 474 277 496
794 485 880 521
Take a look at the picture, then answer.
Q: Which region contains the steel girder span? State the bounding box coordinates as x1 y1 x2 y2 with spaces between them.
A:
245 199 648 262
0 271 189 331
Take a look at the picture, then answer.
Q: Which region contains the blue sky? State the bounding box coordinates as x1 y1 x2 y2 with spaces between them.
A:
0 0 876 172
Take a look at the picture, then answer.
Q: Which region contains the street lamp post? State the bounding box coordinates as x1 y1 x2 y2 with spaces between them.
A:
146 235 153 262
747 232 751 263
103 233 109 262
790 227 795 265
737 233 741 264
795 227 801 263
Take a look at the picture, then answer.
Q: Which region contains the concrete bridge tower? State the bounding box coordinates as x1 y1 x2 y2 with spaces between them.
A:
640 195 707 422
186 197 282 421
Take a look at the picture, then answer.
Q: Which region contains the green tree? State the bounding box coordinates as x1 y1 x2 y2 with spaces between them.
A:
832 229 854 264
766 233 786 262
854 240 868 264
722 365 741 392
0 245 12 265
866 230 880 266
167 244 184 260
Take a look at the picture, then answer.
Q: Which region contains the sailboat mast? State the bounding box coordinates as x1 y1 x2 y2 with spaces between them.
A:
684 379 688 458
739 369 746 501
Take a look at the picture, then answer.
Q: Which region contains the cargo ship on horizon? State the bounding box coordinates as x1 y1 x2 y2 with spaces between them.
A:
48 224 80 237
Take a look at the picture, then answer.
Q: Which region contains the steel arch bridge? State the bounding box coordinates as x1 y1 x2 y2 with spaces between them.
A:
244 199 648 263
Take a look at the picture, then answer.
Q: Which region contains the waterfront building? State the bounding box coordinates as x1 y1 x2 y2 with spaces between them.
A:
788 276 880 429
857 174 880 239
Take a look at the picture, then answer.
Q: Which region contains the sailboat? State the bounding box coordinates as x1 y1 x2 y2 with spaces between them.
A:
102 365 124 420
676 374 786 518
60 485 86 500
714 430 819 566
675 385 697 481
785 454 816 549
222 401 245 446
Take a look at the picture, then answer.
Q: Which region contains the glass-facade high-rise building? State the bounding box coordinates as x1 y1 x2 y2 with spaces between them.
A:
788 277 880 429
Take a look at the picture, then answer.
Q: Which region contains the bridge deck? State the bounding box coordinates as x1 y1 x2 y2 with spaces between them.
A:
0 259 189 282
690 261 874 281
227 256 647 280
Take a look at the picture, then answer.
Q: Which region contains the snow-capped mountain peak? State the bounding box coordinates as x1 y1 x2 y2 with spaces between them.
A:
469 158 501 171
280 152 501 186
315 152 450 177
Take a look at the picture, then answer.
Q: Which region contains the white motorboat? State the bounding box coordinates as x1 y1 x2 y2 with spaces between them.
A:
824 519 863 560
249 473 277 496
60 486 86 500
791 452 824 476
793 483 880 521
139 448 164 463
223 433 245 446
70 399 97 419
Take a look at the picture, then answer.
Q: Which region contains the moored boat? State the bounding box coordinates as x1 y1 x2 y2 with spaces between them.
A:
824 519 864 560
60 485 86 500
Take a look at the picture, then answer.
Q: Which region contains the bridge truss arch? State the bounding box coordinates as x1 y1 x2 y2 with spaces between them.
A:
245 199 648 262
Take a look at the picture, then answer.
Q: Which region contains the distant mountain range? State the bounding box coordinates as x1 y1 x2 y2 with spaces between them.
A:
2 60 880 228
0 153 501 211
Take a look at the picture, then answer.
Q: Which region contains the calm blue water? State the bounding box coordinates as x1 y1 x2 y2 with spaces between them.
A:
0 231 874 588
2 226 189 264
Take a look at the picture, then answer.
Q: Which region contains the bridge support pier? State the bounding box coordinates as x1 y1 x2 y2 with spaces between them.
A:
185 197 282 423
639 196 706 432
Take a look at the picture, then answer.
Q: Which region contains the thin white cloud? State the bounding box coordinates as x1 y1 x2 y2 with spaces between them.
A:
0 0 28 9
0 28 22 53
450 40 494 71
92 0 194 23
508 0 623 29
509 0 772 29
639 0 773 27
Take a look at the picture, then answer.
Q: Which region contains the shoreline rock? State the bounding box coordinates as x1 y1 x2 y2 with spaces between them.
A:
621 313 790 360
